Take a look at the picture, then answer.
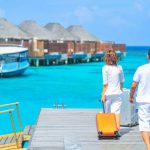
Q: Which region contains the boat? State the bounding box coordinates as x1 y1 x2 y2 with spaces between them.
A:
0 45 29 77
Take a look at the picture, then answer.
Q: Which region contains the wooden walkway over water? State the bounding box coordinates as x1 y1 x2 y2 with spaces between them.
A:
28 109 145 150
0 125 34 150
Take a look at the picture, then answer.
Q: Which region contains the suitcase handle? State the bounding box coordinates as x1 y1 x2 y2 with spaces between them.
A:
102 102 105 113
100 100 105 113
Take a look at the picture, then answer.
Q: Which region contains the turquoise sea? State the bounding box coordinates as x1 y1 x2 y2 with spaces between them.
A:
0 46 150 134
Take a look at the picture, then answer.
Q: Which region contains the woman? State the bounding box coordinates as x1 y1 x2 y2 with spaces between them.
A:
101 50 124 132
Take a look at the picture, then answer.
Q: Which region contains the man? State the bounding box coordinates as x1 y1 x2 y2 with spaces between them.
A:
130 49 150 150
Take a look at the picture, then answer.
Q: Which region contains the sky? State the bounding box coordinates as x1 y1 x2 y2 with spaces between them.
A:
0 0 150 46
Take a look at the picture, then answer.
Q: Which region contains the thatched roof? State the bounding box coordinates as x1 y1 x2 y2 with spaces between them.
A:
45 23 80 41
67 25 101 42
19 20 56 40
0 18 29 39
0 18 103 42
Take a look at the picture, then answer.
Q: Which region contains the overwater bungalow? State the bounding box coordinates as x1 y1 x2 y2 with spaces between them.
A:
44 23 80 64
113 43 126 58
67 25 100 62
0 18 30 49
0 18 126 66
19 20 58 66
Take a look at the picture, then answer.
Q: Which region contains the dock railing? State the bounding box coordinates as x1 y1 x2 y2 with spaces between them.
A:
0 102 23 149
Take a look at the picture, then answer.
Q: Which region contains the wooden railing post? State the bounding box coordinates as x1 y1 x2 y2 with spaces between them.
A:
9 110 19 148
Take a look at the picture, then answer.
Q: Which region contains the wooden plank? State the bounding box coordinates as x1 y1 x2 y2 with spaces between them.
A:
11 134 22 143
5 137 13 144
0 132 22 138
23 126 31 135
28 109 145 150
23 125 35 135
0 137 8 145
29 125 35 135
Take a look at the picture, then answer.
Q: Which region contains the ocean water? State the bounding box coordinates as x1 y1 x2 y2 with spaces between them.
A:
0 46 150 134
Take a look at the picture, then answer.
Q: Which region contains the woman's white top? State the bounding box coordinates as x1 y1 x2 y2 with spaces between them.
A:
102 65 124 96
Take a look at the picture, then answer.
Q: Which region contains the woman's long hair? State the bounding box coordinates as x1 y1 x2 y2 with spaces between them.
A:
104 50 118 65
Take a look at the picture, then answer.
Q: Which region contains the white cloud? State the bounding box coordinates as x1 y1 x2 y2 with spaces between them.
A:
0 8 5 17
74 6 95 23
72 3 144 31
133 0 150 20
73 5 132 31
92 8 131 28
134 0 144 12
110 16 128 27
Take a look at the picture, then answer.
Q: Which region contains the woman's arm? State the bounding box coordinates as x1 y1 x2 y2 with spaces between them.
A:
101 66 108 103
101 84 108 103
120 82 123 91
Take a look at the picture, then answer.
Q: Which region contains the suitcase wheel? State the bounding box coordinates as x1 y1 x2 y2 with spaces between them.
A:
98 136 102 140
114 131 118 135
98 131 103 140
115 131 120 140
128 124 133 127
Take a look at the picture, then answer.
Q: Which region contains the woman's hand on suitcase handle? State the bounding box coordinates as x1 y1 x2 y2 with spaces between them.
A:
129 97 134 103
101 95 106 103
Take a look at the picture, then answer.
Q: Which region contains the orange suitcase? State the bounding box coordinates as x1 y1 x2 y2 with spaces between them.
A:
96 113 119 139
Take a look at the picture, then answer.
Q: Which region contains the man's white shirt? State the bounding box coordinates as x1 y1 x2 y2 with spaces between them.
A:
133 63 150 103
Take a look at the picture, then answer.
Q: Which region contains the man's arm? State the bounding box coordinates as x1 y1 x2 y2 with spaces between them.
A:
129 81 138 103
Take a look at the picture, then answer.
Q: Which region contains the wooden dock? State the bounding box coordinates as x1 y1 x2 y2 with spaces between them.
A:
28 109 145 150
0 125 34 150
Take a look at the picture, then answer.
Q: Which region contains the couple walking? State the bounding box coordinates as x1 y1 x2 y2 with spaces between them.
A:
101 49 150 150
